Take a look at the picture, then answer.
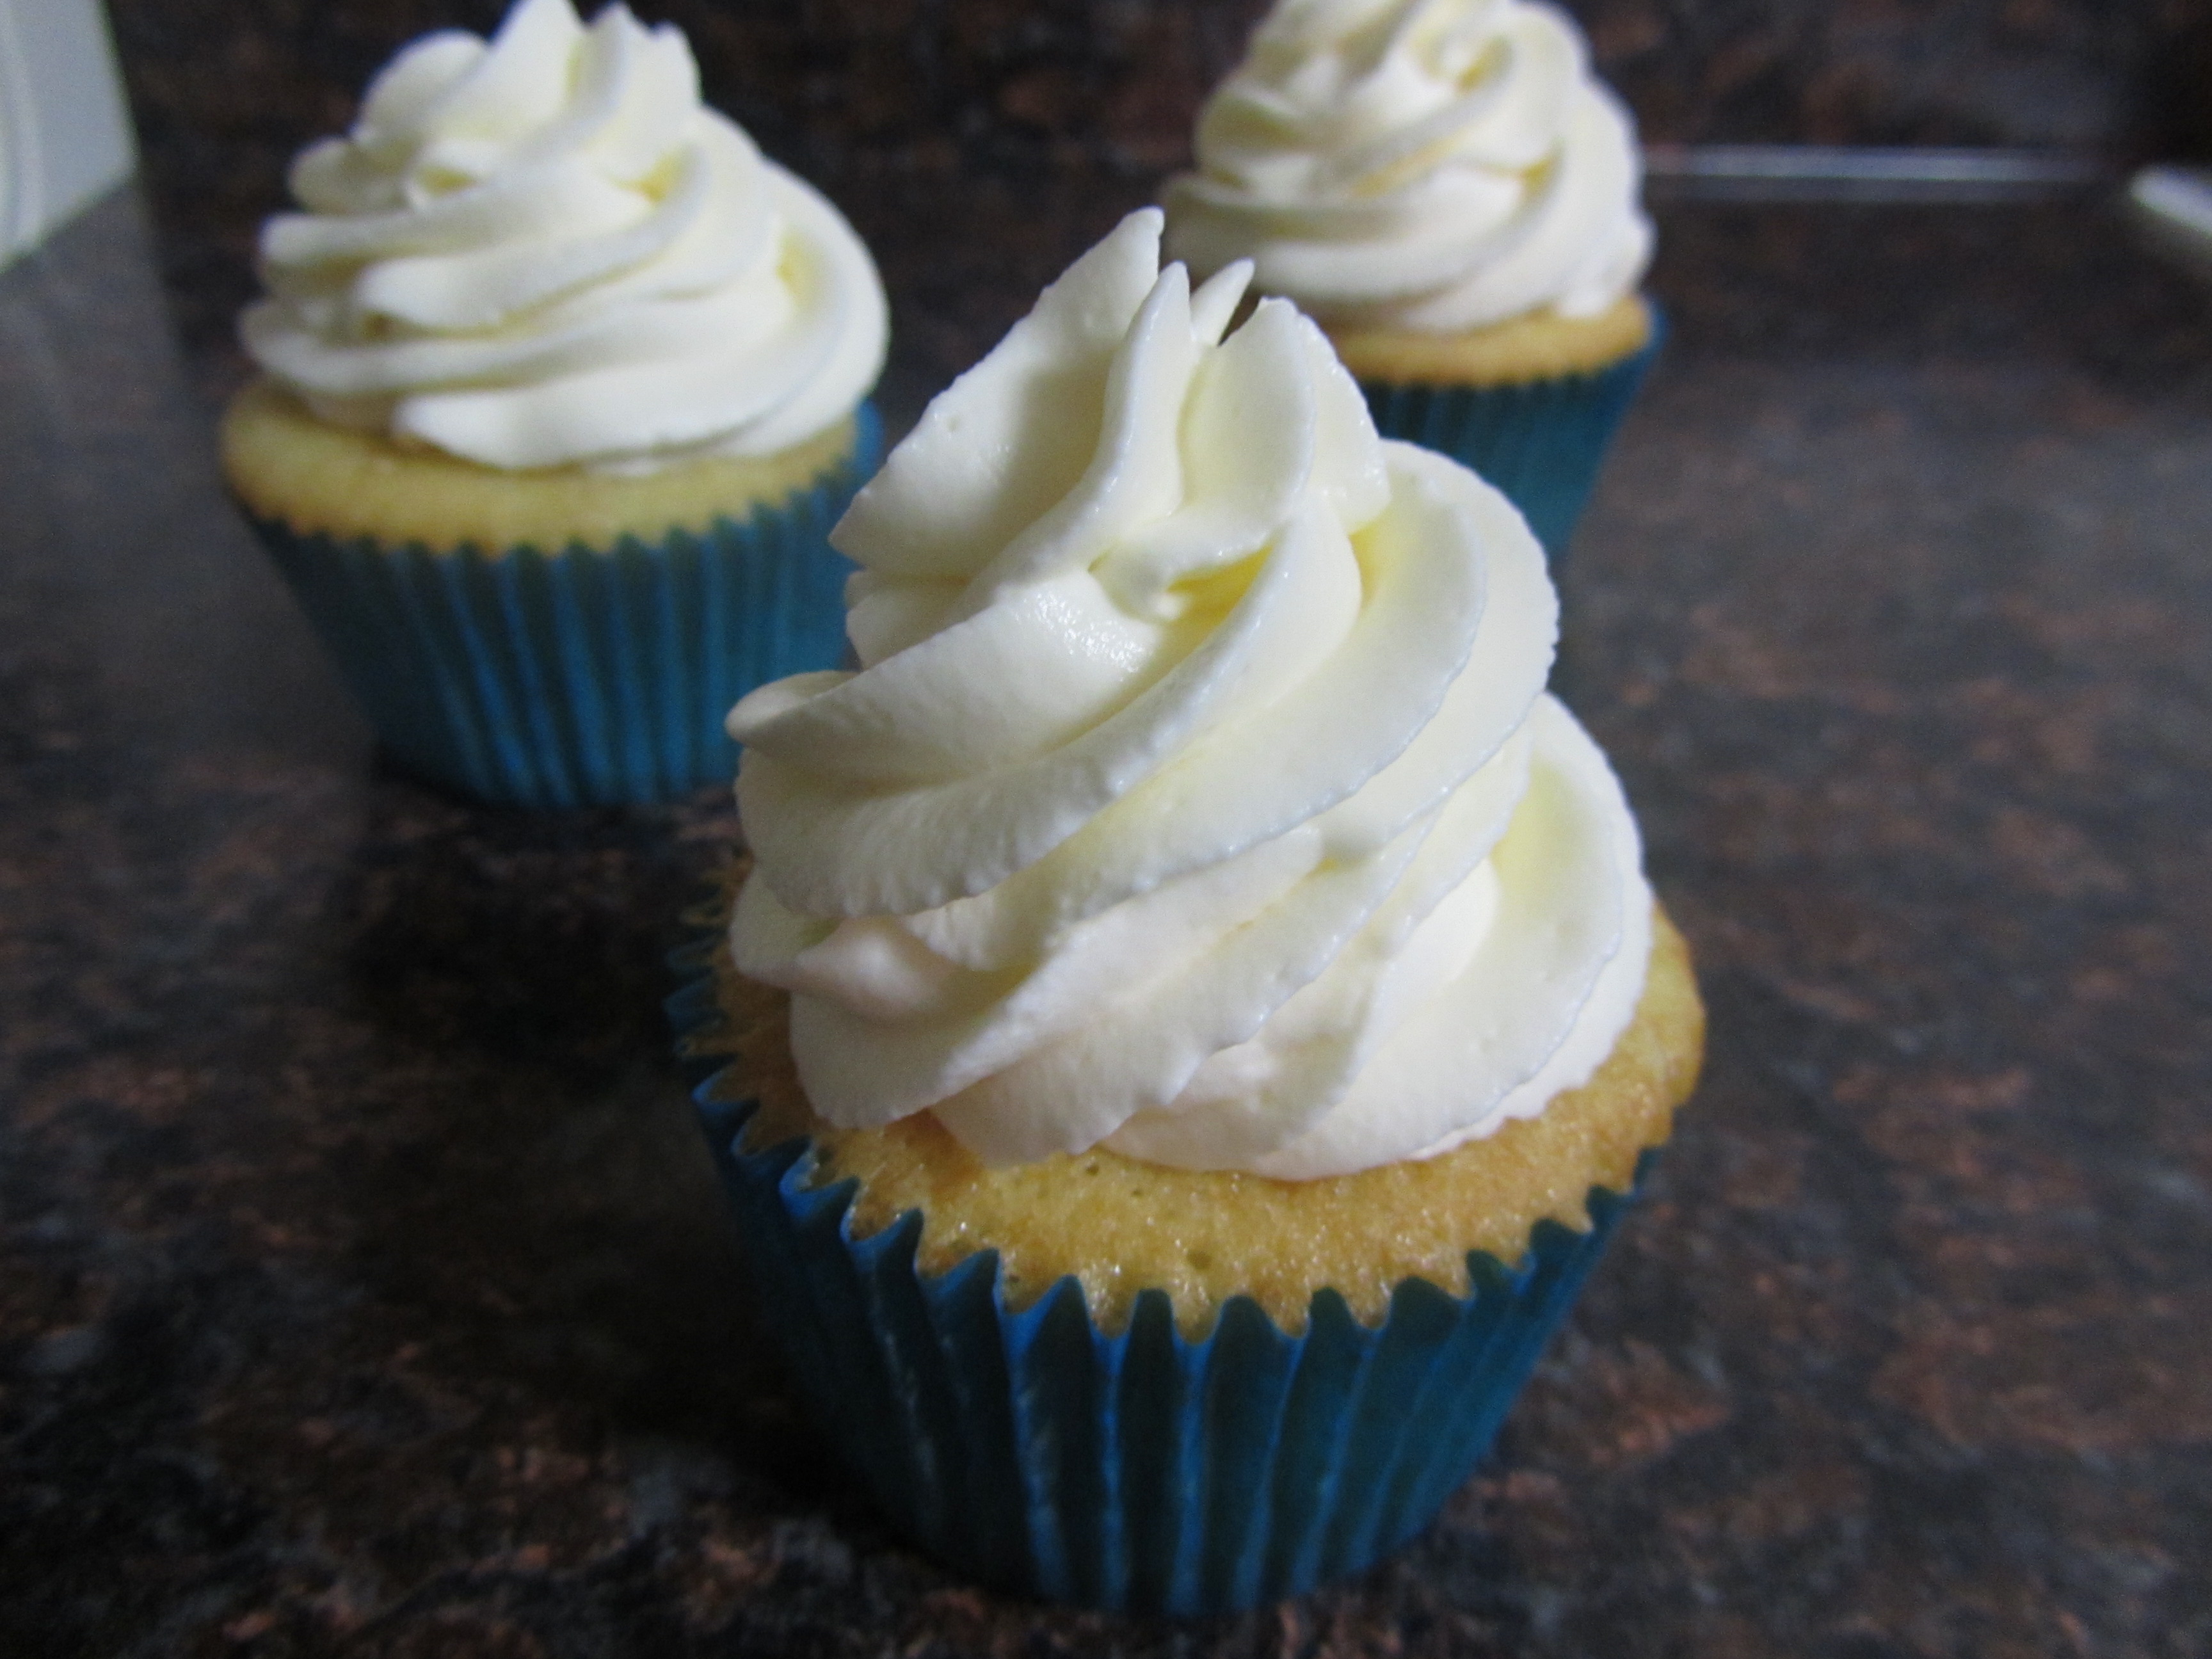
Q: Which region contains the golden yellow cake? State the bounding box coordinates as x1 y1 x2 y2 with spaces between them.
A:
1326 293 1657 394
700 888 1703 1336
222 381 867 557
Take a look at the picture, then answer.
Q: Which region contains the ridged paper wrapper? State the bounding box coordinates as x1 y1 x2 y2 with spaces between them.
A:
241 403 881 808
667 941 1655 1614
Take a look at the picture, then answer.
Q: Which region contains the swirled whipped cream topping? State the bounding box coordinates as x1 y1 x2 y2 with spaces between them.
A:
242 0 886 471
1163 0 1652 333
727 211 1650 1179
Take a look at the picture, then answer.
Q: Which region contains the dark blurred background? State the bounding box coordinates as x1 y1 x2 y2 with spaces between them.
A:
103 0 2212 419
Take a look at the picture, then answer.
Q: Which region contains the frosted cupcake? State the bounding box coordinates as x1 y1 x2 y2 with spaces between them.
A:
223 0 888 806
673 211 1701 1612
1163 0 1657 566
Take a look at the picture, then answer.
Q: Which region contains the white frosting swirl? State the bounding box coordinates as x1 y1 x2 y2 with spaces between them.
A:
727 211 1650 1179
242 0 887 470
1163 0 1652 333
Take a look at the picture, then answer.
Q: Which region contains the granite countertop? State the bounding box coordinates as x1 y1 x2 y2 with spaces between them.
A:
3 172 2211 1656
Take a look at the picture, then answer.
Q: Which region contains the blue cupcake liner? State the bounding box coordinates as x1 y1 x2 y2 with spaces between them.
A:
241 402 881 808
1361 309 1663 570
668 945 1656 1615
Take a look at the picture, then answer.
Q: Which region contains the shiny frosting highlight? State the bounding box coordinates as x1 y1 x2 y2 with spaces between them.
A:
243 0 886 471
727 211 1650 1179
1164 0 1652 333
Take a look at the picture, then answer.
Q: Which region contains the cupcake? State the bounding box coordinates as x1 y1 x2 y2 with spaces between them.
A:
223 0 888 806
673 211 1701 1612
1162 0 1658 568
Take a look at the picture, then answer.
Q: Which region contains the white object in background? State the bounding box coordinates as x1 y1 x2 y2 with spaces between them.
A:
2130 165 2212 257
1642 145 2107 202
0 0 136 268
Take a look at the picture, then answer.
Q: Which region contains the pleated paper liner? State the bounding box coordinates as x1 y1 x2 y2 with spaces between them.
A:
666 943 1655 1615
242 402 882 808
1361 311 1663 571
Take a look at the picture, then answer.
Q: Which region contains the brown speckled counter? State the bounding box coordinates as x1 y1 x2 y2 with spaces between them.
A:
4 169 2211 1655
